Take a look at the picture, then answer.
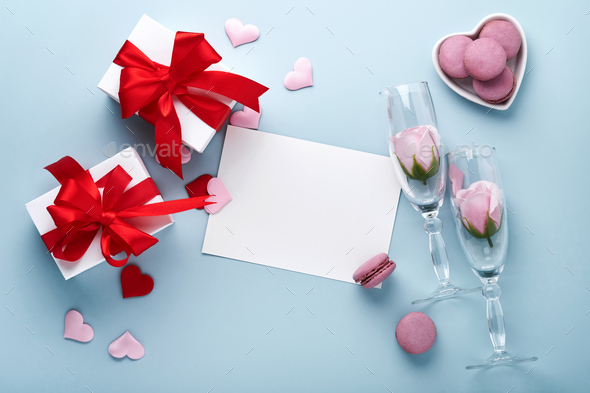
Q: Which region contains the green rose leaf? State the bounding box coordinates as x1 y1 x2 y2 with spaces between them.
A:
462 209 503 248
395 146 440 186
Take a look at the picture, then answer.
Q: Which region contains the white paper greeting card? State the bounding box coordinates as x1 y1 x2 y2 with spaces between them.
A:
26 148 174 280
97 15 235 153
202 126 402 285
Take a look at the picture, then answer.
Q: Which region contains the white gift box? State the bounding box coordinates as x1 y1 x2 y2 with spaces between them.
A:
98 15 235 154
25 148 174 280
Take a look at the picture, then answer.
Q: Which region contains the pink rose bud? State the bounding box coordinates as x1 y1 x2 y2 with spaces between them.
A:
390 125 441 185
454 180 502 247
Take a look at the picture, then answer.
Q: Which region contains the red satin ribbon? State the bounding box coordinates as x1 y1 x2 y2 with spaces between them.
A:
41 156 212 267
113 32 269 179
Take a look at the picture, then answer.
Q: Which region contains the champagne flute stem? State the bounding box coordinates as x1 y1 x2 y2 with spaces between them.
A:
483 280 506 352
423 216 450 286
465 280 538 369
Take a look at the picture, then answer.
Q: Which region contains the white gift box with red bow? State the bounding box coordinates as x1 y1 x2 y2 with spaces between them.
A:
25 148 174 279
97 15 235 154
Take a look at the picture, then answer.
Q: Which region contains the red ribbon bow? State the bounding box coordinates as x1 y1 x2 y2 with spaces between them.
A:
41 156 211 267
113 32 268 179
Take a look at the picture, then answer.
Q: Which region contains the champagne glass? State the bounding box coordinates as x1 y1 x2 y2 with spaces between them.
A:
380 82 479 304
448 147 538 369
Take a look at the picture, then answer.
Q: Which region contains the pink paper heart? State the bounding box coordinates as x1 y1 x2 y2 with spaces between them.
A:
108 331 145 360
64 310 94 343
225 18 259 47
155 145 191 165
229 106 261 130
284 57 313 91
205 178 232 214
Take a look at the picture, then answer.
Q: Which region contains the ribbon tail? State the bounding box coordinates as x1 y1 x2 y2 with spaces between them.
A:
101 229 134 267
112 178 162 212
155 93 184 179
183 71 268 112
117 195 212 218
99 196 211 266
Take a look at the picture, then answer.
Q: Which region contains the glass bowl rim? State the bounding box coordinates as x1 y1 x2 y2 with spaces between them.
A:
380 81 429 95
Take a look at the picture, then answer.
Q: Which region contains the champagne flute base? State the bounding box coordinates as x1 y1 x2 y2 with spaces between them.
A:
411 284 480 305
465 351 538 370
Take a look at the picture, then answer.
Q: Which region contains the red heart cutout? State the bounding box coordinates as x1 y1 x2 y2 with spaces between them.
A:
185 174 213 210
121 265 154 298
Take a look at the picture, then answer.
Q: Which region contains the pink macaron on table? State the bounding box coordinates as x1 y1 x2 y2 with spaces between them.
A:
432 13 527 110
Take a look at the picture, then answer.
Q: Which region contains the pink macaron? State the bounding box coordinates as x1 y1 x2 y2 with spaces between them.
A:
439 35 473 79
473 66 516 104
479 20 521 60
353 253 396 289
395 312 437 354
464 38 506 81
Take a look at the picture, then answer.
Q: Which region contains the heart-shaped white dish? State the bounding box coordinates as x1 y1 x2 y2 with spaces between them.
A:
432 13 527 110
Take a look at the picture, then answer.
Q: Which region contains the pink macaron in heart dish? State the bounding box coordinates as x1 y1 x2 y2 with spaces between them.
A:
353 253 396 289
433 14 526 110
473 65 516 104
463 37 506 81
438 35 473 79
479 20 521 60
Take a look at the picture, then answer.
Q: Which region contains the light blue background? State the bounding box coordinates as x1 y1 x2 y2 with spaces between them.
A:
1 0 589 392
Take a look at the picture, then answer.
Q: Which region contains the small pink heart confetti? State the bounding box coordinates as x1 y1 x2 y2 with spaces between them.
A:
284 57 313 91
205 178 232 214
155 145 191 165
229 106 262 130
225 18 259 47
64 310 94 343
108 331 145 360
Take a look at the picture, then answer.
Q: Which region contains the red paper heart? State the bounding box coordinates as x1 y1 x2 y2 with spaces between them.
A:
185 174 213 210
121 265 154 298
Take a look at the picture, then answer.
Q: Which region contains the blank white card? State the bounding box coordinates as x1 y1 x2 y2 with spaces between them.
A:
202 126 401 285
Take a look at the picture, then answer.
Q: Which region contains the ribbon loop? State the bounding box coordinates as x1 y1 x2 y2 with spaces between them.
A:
114 32 268 179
